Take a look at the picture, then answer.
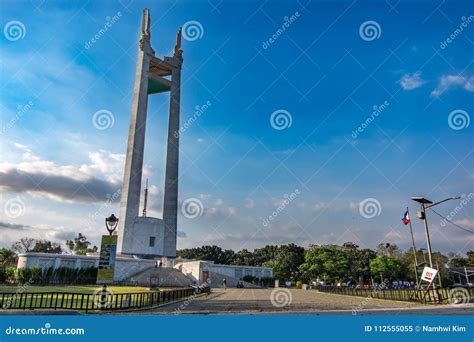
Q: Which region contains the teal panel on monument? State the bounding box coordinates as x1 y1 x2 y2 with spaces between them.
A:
148 78 171 94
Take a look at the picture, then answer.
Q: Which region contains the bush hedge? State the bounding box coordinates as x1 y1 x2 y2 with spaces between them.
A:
14 267 97 285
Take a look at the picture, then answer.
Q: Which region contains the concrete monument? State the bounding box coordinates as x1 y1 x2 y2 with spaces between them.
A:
116 8 183 258
17 10 273 287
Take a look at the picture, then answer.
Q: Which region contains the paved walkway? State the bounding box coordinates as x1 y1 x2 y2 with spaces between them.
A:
131 288 473 315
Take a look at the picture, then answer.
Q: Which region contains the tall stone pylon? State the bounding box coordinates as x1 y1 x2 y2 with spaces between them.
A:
117 9 182 258
162 28 183 257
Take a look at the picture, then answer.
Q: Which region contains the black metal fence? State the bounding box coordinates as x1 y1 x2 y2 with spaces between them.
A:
318 285 473 304
0 287 206 312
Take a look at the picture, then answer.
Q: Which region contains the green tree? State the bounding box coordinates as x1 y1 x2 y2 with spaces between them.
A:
32 240 62 254
300 245 349 284
376 243 401 257
66 233 97 255
11 237 35 253
232 249 256 266
466 251 474 266
264 243 305 281
0 248 17 268
370 256 405 282
348 247 377 284
253 245 278 266
177 247 199 260
177 245 235 264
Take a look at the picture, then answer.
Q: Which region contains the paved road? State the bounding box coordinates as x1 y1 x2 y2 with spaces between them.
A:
134 288 474 315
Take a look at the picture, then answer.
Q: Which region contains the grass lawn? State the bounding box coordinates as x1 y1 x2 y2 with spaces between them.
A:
0 285 152 294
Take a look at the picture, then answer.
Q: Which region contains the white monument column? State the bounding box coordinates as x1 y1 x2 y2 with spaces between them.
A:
162 31 183 257
116 9 183 258
117 9 153 254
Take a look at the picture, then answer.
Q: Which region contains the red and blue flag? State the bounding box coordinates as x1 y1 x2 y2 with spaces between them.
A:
402 210 410 225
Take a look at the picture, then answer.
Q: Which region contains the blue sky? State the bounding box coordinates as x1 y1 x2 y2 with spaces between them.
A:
1 0 473 255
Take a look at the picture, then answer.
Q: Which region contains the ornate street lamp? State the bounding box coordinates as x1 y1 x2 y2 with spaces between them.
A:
105 214 119 236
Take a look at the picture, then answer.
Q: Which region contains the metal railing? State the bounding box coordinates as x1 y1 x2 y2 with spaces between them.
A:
318 285 473 304
0 286 209 312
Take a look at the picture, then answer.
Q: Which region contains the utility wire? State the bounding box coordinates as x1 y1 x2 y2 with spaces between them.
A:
429 208 474 234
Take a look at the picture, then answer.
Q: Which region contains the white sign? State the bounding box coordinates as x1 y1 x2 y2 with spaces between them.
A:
421 266 438 283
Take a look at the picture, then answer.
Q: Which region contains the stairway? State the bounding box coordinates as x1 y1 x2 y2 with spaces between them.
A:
122 267 194 287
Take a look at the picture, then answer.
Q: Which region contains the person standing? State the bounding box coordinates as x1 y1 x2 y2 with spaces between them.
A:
223 278 227 290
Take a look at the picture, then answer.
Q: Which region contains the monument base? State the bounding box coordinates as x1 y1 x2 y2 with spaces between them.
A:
17 253 273 288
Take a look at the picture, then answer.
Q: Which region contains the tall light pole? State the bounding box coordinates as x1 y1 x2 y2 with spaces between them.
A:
412 197 434 268
411 196 461 284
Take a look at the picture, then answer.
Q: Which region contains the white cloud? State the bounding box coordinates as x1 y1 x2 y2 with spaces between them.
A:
79 151 125 184
313 202 327 211
244 198 255 209
463 77 474 91
399 71 425 90
0 148 126 202
204 207 217 217
13 142 29 151
431 75 473 97
452 219 474 228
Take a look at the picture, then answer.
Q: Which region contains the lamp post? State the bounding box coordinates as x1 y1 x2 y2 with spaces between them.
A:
411 196 460 287
105 214 119 236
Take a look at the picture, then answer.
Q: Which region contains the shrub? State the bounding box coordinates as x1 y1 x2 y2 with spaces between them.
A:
16 268 32 282
5 268 16 282
260 277 274 287
295 280 303 289
30 267 42 282
14 266 98 285
0 268 6 283
242 275 257 283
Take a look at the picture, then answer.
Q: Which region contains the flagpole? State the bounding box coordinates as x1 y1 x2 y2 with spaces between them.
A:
407 207 420 287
